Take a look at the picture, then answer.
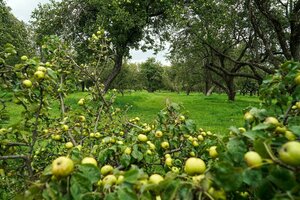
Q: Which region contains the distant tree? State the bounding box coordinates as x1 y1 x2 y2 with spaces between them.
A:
111 62 143 94
140 58 164 93
31 0 182 93
0 0 32 64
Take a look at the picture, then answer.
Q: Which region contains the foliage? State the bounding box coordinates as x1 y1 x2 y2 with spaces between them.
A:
1 36 300 199
140 58 164 92
0 1 32 64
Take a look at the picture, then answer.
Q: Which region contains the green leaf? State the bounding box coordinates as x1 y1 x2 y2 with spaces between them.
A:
185 119 196 133
252 123 271 131
104 192 118 200
254 179 275 200
288 126 300 136
47 68 58 80
70 173 92 200
124 168 140 184
77 164 100 184
160 179 180 200
120 154 131 167
226 138 247 164
243 130 268 141
212 161 243 191
267 166 297 191
132 148 143 161
177 184 193 200
242 169 262 187
117 187 138 200
253 139 270 158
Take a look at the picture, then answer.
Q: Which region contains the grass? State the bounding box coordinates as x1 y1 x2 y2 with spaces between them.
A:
114 91 260 135
4 91 260 135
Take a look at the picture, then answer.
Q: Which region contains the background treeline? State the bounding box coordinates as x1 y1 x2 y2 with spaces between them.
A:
2 0 300 101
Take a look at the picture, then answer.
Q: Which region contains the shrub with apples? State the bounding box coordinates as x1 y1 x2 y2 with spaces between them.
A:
0 36 300 199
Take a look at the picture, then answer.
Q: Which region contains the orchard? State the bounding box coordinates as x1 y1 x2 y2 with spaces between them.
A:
0 38 300 199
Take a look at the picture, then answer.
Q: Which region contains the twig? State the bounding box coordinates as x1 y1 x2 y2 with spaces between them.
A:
126 122 144 130
283 100 296 125
0 155 28 160
94 104 104 132
6 142 29 147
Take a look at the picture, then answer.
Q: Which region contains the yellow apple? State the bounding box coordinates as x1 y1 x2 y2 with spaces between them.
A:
52 156 74 177
124 147 132 155
209 146 218 158
101 165 114 175
81 157 97 166
184 157 206 175
34 70 45 81
155 130 163 138
21 55 28 61
161 141 170 149
278 141 300 166
22 79 32 88
294 74 300 85
138 134 148 142
149 174 164 184
102 174 117 186
244 112 254 122
65 142 73 149
244 151 262 168
165 157 173 166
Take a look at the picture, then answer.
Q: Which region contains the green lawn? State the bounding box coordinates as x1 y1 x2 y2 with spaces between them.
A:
4 91 260 135
114 91 260 135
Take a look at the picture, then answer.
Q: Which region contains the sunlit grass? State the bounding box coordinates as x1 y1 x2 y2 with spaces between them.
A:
4 91 260 135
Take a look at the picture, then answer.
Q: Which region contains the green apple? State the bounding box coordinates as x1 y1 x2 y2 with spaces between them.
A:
278 141 300 166
78 98 85 106
78 115 86 122
184 157 206 175
165 157 173 166
155 130 163 138
161 141 170 149
244 151 262 168
101 165 114 175
149 174 164 184
124 147 132 155
238 127 246 133
171 166 180 173
244 112 254 122
275 126 287 134
22 79 32 88
37 66 47 72
179 115 185 121
65 142 73 149
285 131 296 141
81 157 97 166
34 70 45 81
197 135 204 141
264 117 280 126
209 146 218 158
116 175 124 184
192 141 199 147
138 134 148 142
294 74 300 85
62 124 69 131
52 156 74 177
102 174 117 186
21 55 28 61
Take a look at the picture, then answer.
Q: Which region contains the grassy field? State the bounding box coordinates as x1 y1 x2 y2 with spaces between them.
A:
4 91 260 135
114 91 260 135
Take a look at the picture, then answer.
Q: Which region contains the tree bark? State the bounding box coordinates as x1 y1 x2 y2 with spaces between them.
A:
104 50 124 93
